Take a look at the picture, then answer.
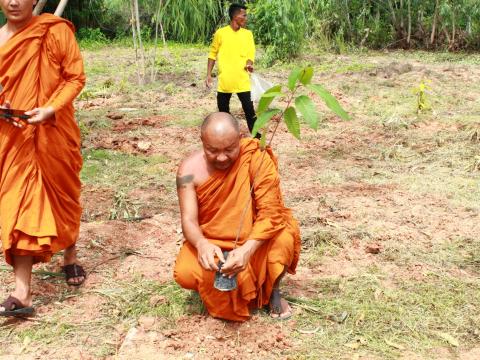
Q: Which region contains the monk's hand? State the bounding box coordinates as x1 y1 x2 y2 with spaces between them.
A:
220 247 251 278
0 100 22 128
25 106 55 125
197 239 225 271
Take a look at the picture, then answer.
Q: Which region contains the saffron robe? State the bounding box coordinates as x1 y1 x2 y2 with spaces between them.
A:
0 14 85 265
174 138 301 321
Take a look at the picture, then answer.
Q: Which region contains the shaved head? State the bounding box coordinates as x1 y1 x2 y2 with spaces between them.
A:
201 112 240 138
200 112 241 171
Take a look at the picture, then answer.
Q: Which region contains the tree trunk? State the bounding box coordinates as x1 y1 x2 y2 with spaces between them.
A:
54 0 69 17
133 0 146 81
151 0 163 82
33 0 48 15
399 0 405 33
130 0 141 85
344 0 352 41
430 0 439 45
387 0 397 29
451 9 456 47
407 0 411 45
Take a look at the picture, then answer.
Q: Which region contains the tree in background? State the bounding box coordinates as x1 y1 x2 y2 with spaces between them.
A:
11 0 477 59
248 0 307 65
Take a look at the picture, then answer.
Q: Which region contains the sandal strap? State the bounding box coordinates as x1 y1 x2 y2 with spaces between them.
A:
1 295 24 311
63 264 86 279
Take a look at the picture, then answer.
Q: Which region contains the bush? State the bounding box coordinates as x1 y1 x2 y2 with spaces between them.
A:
250 0 307 65
77 28 108 48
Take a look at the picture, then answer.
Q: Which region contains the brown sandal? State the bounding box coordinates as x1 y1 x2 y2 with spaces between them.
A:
62 264 86 286
0 295 34 317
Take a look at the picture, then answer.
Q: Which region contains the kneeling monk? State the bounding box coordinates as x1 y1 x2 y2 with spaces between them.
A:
0 1 86 316
174 112 300 321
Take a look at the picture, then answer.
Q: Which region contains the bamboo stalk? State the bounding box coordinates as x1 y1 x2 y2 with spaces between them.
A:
33 0 47 15
54 0 69 17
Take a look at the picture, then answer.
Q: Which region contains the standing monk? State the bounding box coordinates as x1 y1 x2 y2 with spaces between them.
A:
205 4 259 138
174 112 300 321
0 0 86 316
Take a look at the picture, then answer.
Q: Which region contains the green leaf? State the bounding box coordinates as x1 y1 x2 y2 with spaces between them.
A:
260 131 267 149
252 108 280 138
284 107 301 139
260 92 283 98
288 68 302 91
295 95 319 130
299 66 314 85
307 84 350 120
257 85 282 114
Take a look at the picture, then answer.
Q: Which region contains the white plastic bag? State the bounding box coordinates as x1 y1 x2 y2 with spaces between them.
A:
250 73 273 103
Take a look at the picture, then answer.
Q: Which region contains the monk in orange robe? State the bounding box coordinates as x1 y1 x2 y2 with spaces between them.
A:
174 112 300 321
0 1 86 316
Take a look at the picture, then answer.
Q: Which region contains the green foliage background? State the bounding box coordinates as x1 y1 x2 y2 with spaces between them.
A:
1 1 480 60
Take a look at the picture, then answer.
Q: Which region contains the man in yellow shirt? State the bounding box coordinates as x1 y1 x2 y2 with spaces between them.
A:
205 4 258 138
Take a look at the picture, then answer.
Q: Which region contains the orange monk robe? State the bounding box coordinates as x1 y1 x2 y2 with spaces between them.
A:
0 14 85 265
174 138 301 321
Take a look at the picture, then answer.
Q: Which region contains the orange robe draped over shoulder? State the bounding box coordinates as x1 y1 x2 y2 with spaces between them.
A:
0 14 85 265
174 138 301 321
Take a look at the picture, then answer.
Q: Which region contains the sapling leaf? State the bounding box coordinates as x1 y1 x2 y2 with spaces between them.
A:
257 85 282 114
284 107 301 139
252 108 280 138
299 66 314 85
295 95 319 130
288 67 302 91
307 84 350 120
260 91 283 98
260 131 267 149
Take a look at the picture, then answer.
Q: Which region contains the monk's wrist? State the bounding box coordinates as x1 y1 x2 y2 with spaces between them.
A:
243 239 261 256
195 237 209 249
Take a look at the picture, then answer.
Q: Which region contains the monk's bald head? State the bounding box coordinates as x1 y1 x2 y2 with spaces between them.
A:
201 112 240 138
200 112 241 170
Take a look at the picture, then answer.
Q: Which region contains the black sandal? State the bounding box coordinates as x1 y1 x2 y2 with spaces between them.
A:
62 264 86 286
0 295 34 317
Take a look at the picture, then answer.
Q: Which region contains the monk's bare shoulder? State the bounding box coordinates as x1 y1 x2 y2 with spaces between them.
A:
176 150 207 190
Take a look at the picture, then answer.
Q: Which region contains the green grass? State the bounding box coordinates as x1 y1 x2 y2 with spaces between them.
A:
95 279 202 322
301 229 345 266
288 272 480 359
0 279 197 357
81 149 170 191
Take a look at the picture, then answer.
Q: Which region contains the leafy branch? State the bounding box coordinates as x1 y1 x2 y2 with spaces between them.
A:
233 67 350 249
252 66 351 147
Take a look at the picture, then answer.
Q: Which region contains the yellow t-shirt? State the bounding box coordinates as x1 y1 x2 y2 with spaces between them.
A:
208 25 255 93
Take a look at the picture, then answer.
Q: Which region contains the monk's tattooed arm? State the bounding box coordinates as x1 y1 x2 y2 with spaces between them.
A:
176 174 194 189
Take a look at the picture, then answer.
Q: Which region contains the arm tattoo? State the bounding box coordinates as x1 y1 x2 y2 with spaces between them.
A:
176 174 194 189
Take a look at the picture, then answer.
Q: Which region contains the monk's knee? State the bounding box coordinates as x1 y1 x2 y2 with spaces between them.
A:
267 232 295 264
174 264 198 290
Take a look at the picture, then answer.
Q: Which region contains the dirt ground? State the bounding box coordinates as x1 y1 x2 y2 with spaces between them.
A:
1 48 479 359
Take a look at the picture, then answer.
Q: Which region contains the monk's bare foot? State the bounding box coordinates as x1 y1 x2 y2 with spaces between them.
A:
270 297 292 320
63 246 86 286
270 289 293 320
